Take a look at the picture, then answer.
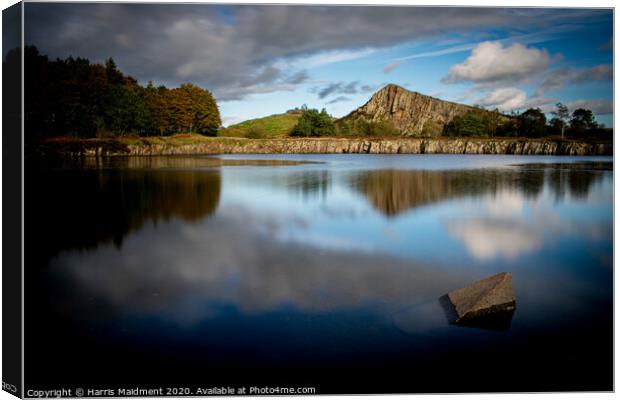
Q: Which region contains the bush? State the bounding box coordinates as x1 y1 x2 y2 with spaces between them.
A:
421 120 442 137
336 120 352 136
246 126 267 139
445 111 490 137
352 119 399 136
290 108 335 137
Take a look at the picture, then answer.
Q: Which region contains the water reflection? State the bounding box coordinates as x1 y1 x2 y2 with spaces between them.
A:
447 217 543 261
542 163 613 201
260 171 331 200
349 166 608 217
50 155 318 170
26 155 613 391
50 206 484 325
27 167 221 260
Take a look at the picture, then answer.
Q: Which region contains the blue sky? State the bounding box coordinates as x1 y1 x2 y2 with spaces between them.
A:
25 4 613 126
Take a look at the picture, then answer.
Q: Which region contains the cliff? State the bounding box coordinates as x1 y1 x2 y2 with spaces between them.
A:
339 84 494 136
42 137 612 157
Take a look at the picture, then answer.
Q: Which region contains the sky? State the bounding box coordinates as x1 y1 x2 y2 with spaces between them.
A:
23 3 613 127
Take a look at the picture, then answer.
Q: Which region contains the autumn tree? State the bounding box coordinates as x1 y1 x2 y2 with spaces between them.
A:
21 46 222 140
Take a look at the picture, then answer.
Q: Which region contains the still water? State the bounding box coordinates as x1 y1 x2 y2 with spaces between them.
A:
26 155 613 393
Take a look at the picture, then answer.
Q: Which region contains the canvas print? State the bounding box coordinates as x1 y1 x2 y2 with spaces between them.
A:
2 2 614 397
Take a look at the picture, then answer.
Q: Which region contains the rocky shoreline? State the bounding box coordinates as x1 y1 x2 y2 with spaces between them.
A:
42 137 612 156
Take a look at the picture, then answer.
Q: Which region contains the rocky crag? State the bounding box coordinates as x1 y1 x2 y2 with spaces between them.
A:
46 137 612 157
339 84 497 136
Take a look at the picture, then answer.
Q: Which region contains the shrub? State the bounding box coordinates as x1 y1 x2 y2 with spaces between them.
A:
290 108 335 137
353 119 399 136
445 111 489 137
246 126 267 139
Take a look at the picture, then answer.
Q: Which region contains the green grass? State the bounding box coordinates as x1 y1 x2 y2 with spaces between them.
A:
218 112 301 138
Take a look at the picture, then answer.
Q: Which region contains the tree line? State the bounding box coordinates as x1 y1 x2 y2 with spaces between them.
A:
289 103 608 140
445 103 609 139
9 46 221 146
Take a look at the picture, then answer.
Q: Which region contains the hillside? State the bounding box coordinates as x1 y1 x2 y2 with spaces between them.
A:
218 112 301 138
339 84 503 137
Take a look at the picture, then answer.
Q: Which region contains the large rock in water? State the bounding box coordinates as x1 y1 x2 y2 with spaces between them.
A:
446 272 516 324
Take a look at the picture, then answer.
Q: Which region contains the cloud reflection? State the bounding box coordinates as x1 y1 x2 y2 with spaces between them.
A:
447 187 612 261
50 206 471 324
448 218 542 261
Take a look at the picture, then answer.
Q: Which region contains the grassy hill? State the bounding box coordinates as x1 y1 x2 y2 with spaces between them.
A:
218 112 301 138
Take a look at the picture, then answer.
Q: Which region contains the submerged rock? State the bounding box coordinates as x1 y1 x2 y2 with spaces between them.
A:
445 272 516 324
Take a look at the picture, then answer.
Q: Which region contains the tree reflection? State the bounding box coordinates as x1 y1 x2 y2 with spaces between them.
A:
26 166 222 262
350 164 608 216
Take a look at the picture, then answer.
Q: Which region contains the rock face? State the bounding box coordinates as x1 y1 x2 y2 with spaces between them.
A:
52 137 613 157
340 84 480 136
446 272 516 324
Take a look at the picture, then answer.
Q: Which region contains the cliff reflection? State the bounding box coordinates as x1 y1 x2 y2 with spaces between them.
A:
27 167 221 260
350 164 609 216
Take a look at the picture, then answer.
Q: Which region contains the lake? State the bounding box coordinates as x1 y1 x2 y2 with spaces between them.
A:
25 154 613 393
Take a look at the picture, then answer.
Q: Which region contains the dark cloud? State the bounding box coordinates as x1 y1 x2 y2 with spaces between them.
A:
537 64 612 95
313 81 376 99
325 96 352 105
315 81 358 99
572 64 613 82
567 99 613 115
24 4 609 101
285 70 310 85
21 4 554 101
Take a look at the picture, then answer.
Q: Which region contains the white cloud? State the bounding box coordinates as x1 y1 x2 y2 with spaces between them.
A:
442 41 551 84
296 48 377 68
478 87 527 112
397 42 477 62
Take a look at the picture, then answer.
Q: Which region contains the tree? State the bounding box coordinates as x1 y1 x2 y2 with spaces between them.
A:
181 83 221 136
518 108 547 137
446 113 487 136
551 102 569 139
338 120 351 136
570 108 597 134
290 107 335 137
22 46 222 141
102 84 149 136
143 82 173 136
